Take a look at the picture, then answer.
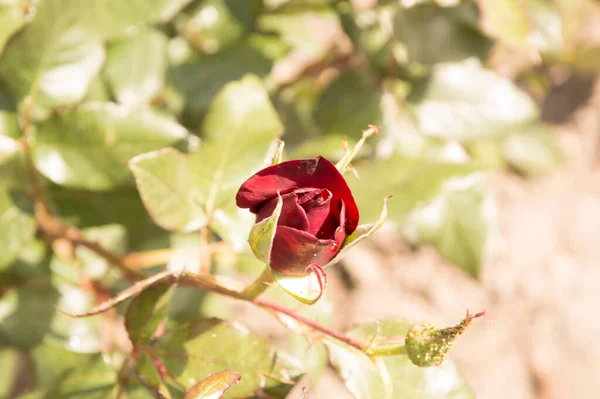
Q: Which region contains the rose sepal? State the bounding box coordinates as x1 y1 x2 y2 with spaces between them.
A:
248 193 283 263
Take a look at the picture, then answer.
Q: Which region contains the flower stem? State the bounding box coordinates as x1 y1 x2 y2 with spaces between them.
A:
255 297 365 351
365 343 407 357
242 267 275 300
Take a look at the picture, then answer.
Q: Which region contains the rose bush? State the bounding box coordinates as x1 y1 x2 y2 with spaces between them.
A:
236 156 359 276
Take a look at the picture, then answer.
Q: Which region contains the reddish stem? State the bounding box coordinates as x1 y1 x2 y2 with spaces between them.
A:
255 297 365 351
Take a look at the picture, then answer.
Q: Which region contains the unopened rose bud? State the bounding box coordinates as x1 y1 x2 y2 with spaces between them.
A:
236 156 359 276
406 309 485 367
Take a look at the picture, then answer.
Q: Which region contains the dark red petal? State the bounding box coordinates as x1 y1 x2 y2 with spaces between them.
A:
236 157 359 233
334 199 347 247
269 226 339 276
256 192 309 231
300 190 334 237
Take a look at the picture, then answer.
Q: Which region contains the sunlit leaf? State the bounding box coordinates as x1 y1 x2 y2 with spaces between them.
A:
402 173 495 278
502 123 563 177
167 39 272 128
478 0 531 51
258 8 341 59
0 0 28 55
324 338 387 399
32 102 188 190
347 319 475 398
104 28 168 106
130 148 206 232
50 283 103 353
409 59 538 141
154 318 303 398
176 0 261 53
0 0 191 107
185 369 242 399
188 74 283 211
350 156 481 226
0 188 35 270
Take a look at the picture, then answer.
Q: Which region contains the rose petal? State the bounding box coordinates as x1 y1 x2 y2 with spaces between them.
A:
298 189 335 237
236 157 359 233
270 226 339 275
256 192 309 232
334 199 347 247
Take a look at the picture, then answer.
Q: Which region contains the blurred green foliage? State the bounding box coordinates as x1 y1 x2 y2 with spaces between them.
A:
1 0 598 397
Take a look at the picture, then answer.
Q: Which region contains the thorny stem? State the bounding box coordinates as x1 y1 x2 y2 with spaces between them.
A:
255 296 365 351
241 267 275 300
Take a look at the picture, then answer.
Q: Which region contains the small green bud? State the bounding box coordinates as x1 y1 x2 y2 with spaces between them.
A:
406 309 485 367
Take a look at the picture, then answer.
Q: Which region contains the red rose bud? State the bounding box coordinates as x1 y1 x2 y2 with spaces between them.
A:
236 156 359 276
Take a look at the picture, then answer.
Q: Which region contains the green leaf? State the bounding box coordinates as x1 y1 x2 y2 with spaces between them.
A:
524 0 563 55
30 344 100 389
211 201 256 252
50 283 103 353
188 74 283 211
267 287 331 384
502 123 563 177
0 109 20 139
394 2 492 65
77 224 128 281
0 136 28 190
258 8 340 59
0 0 105 107
351 156 482 226
154 318 303 398
0 347 18 397
347 319 475 399
167 39 272 128
32 102 188 190
130 148 206 232
0 0 191 107
324 338 387 399
0 283 59 349
125 283 171 346
136 76 281 231
402 173 495 278
135 352 169 394
477 0 531 50
314 71 382 139
409 59 538 141
248 195 282 263
184 370 242 399
0 0 28 55
0 188 36 271
48 185 150 228
338 4 395 73
176 0 261 53
104 28 169 106
45 353 117 398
